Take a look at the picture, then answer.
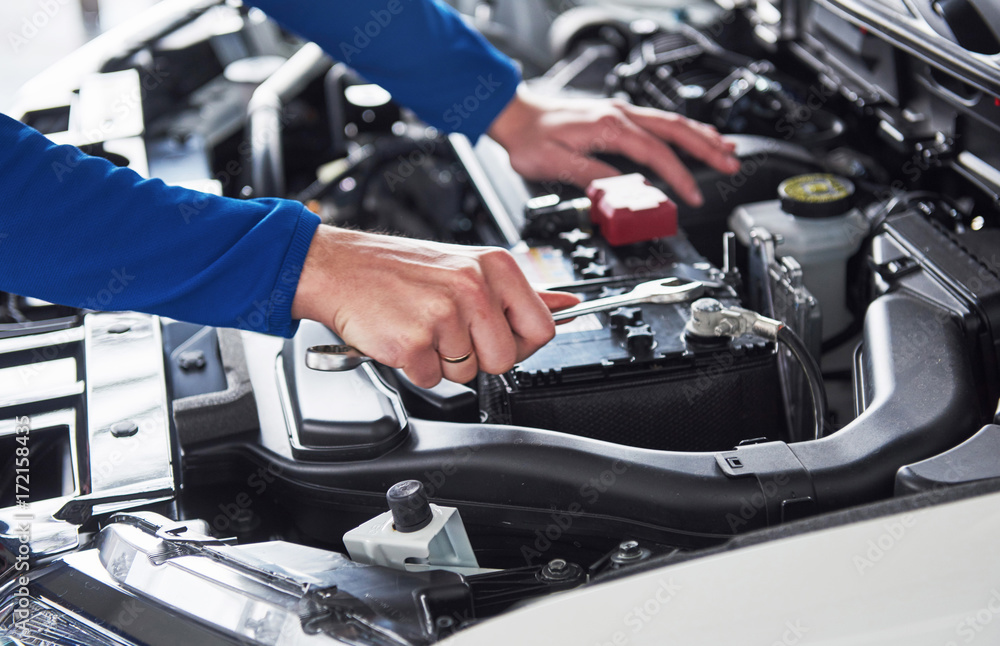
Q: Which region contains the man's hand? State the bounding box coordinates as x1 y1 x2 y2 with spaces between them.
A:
488 85 740 207
291 226 580 388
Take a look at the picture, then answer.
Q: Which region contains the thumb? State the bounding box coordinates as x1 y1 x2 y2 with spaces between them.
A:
537 290 582 324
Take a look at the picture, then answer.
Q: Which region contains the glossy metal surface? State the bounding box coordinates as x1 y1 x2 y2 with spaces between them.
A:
550 277 704 320
303 279 704 373
85 313 173 496
76 511 463 645
0 312 175 565
305 344 372 372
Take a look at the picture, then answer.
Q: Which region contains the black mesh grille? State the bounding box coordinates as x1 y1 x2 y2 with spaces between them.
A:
484 357 785 452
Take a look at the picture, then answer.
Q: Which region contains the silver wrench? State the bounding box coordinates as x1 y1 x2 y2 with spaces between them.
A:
306 344 373 372
551 277 704 321
306 277 704 371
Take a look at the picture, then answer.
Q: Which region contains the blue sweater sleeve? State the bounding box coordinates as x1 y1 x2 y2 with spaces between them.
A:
0 114 320 337
247 0 521 138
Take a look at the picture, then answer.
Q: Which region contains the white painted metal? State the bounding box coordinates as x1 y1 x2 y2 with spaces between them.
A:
446 491 1000 646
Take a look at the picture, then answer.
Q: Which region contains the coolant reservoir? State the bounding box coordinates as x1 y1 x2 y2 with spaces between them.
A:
728 173 868 340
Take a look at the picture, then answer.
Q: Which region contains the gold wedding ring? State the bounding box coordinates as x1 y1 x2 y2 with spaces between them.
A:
440 350 473 364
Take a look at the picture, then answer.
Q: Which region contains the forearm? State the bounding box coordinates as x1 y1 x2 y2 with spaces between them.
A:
0 114 319 336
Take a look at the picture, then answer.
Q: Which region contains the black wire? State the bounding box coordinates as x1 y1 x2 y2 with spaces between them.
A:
777 325 828 440
293 143 378 203
293 136 450 211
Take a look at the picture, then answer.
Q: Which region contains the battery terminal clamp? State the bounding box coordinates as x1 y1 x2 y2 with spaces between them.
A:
685 298 828 441
684 298 783 341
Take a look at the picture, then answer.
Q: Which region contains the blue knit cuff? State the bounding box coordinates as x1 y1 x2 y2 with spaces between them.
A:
266 205 322 337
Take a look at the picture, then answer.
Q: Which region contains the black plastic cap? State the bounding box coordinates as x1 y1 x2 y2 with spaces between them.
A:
778 173 855 218
387 480 433 532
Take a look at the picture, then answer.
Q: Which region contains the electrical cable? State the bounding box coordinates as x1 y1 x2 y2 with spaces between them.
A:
777 324 828 440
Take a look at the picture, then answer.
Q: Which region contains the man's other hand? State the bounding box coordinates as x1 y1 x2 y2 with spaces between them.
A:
488 86 740 207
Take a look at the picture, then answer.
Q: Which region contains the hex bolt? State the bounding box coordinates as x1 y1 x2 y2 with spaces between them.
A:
611 539 649 565
618 540 642 559
177 350 207 371
714 320 737 337
539 558 582 582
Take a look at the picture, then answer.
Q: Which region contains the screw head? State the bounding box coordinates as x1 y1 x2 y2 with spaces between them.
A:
539 558 582 583
548 558 567 573
110 420 139 438
714 318 739 336
618 540 642 559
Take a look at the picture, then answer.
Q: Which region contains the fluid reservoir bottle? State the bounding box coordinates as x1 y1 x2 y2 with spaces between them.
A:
728 173 868 340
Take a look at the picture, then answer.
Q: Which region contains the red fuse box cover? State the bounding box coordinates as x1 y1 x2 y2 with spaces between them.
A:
586 174 678 246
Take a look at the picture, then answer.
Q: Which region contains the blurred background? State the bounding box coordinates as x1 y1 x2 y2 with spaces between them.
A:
1 0 160 111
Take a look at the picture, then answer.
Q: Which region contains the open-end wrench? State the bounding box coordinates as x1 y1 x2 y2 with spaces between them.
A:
306 277 704 371
550 277 704 321
306 344 373 372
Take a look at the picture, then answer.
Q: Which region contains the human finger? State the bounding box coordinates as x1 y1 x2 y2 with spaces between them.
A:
538 290 582 325
621 104 740 174
600 117 705 206
435 313 479 384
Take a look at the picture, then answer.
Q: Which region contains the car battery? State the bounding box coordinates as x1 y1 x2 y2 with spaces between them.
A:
481 232 786 452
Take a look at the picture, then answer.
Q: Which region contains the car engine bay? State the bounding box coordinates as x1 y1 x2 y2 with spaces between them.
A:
4 0 1000 643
